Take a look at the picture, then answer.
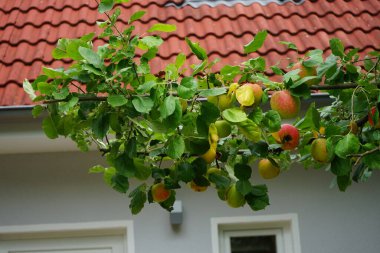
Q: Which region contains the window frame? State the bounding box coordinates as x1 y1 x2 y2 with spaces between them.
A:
0 220 135 253
211 213 301 253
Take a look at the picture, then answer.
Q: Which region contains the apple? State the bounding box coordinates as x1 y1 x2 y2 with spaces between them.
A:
151 182 171 203
258 159 280 179
215 120 232 138
235 83 263 107
188 180 208 192
292 62 319 86
207 94 232 111
201 146 216 164
311 138 330 163
273 124 300 150
270 90 300 119
226 184 246 208
368 106 380 128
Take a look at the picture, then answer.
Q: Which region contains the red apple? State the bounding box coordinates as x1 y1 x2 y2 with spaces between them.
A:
151 182 171 203
273 124 300 150
270 90 300 119
292 62 319 86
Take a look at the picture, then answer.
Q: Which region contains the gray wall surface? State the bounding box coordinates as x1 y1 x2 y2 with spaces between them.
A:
1 151 380 253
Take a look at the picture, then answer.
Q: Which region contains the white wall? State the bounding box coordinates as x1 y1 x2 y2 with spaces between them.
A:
1 151 380 253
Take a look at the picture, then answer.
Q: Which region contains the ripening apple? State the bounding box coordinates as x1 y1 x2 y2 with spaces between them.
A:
368 106 380 128
188 180 208 192
292 62 319 86
215 120 232 138
201 146 217 164
207 94 232 111
273 124 300 150
311 138 330 163
258 159 280 179
151 182 171 203
226 184 246 208
270 90 300 119
235 83 263 107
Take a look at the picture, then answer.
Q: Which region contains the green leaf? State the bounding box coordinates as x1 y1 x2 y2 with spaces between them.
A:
42 116 58 139
234 163 252 180
249 140 269 157
295 103 320 130
66 39 88 60
134 158 151 180
237 119 262 142
32 105 44 118
132 96 154 113
148 23 176 33
160 96 177 119
208 173 231 190
129 184 147 215
166 135 185 159
279 41 298 51
243 30 267 54
136 80 157 94
139 36 163 50
330 38 345 58
335 133 361 158
110 173 129 193
336 175 351 192
175 53 186 69
198 87 227 97
362 151 380 170
262 110 281 132
23 79 37 101
331 156 352 176
92 114 109 139
200 102 220 124
89 165 106 173
98 0 114 13
79 47 103 69
317 55 338 78
236 180 253 196
129 10 146 23
177 162 196 183
220 65 241 81
107 95 128 107
125 138 137 158
52 39 69 59
222 108 247 123
185 37 207 60
37 82 54 95
178 77 198 99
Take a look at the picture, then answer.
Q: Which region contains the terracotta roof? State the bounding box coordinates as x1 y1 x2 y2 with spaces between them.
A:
0 0 379 106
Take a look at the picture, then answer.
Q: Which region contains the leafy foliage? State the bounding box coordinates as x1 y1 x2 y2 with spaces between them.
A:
24 0 380 214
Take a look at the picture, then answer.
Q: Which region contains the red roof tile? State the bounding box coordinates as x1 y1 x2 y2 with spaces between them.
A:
0 0 379 106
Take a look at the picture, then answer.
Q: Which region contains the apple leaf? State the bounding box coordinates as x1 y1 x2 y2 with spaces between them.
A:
176 162 196 183
335 133 361 158
330 38 345 58
107 94 128 107
178 77 198 99
331 157 352 176
237 119 262 142
198 87 227 97
132 97 154 113
222 108 247 123
160 96 177 119
129 184 147 215
185 37 207 60
262 110 281 132
244 30 268 54
148 23 176 33
234 163 252 180
42 116 59 139
166 135 185 159
129 10 146 23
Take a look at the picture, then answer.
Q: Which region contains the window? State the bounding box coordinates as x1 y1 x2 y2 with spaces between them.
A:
169 0 305 8
211 214 301 253
0 221 135 253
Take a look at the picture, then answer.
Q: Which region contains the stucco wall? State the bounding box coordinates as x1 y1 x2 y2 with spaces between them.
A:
1 151 379 253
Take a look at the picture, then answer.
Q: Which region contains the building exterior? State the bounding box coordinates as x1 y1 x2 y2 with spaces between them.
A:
1 1 380 252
